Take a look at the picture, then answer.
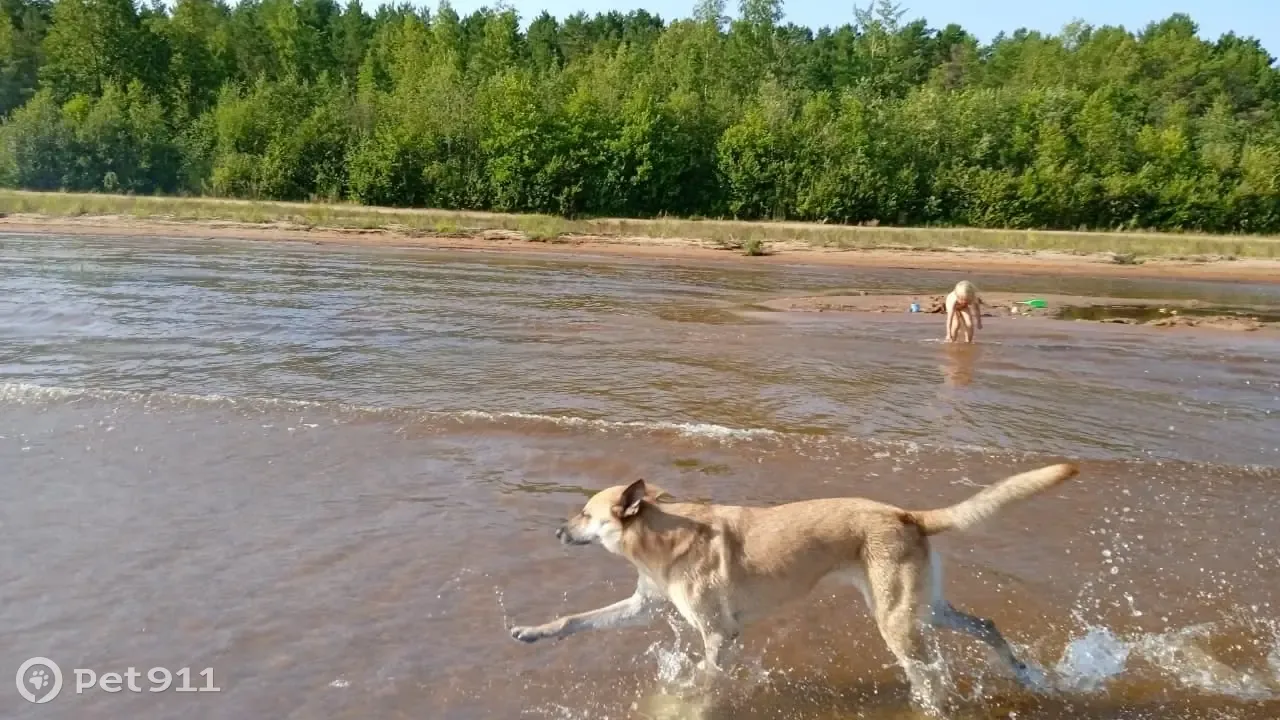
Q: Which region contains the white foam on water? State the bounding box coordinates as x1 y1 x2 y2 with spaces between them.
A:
453 409 779 442
3 381 1060 464
0 381 780 443
1134 624 1279 700
920 338 1006 346
1269 616 1280 679
644 616 700 688
0 381 339 412
530 702 599 720
1046 506 1280 702
1049 621 1280 701
1053 626 1132 693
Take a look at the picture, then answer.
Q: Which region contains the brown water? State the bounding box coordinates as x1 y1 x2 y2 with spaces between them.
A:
2 234 1278 720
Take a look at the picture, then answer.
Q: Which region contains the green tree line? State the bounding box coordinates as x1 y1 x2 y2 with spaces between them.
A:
1 0 1278 232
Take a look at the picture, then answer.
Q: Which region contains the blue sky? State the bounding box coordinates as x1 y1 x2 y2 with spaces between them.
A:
407 0 1279 59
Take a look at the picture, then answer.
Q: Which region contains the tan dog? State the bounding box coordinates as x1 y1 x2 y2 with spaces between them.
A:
509 462 1079 713
945 280 983 343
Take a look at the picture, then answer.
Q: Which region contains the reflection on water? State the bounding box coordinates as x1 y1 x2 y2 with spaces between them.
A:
941 343 980 388
1055 303 1280 323
0 234 1277 720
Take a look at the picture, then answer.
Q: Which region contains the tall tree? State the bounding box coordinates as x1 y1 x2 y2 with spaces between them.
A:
0 3 1276 234
39 0 145 98
0 0 50 115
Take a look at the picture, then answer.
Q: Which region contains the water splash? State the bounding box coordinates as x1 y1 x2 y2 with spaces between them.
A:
1053 626 1132 693
644 615 700 688
1047 502 1280 702
1050 620 1280 701
1134 623 1279 700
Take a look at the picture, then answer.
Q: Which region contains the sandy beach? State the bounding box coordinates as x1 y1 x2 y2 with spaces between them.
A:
4 212 1280 284
4 213 1280 338
756 291 1280 333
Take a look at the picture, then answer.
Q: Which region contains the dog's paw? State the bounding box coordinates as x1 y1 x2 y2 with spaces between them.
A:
1013 661 1051 693
509 625 545 643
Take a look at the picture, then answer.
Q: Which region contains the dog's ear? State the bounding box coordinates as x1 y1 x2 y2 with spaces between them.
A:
616 479 647 519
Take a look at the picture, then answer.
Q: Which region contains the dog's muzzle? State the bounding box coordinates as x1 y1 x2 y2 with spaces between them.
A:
555 525 589 546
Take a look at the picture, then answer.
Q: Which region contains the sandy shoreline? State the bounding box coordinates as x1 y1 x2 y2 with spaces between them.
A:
757 292 1280 333
3 213 1280 283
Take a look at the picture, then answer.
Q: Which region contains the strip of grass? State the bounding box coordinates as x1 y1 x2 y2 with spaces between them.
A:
2 189 1278 259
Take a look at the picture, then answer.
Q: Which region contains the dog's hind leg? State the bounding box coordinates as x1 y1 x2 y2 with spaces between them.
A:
923 551 1040 688
929 602 1038 686
868 558 948 715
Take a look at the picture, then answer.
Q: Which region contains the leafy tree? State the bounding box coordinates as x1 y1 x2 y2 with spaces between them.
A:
0 1 1275 233
0 0 50 115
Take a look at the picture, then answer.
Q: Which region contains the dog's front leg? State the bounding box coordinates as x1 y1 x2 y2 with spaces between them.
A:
690 602 743 677
697 628 740 674
510 578 659 644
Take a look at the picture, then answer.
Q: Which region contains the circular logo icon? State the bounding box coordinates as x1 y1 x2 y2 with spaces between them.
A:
16 657 63 703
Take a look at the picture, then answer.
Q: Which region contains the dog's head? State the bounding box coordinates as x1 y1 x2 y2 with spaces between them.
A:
556 479 670 553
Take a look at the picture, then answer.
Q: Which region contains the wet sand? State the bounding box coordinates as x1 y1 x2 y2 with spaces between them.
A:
4 212 1280 283
1 232 1277 719
758 292 1280 333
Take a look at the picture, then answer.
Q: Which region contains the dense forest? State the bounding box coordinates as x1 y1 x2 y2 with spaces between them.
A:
0 0 1277 232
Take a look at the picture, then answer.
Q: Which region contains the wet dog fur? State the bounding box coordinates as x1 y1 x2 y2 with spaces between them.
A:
508 462 1080 714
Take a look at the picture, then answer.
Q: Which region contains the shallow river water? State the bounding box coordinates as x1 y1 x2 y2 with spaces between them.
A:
1 233 1278 719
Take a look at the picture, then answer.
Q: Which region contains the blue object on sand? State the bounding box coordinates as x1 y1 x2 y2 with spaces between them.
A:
909 303 920 313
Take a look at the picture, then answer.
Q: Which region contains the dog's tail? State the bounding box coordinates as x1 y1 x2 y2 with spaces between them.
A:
903 463 1078 536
